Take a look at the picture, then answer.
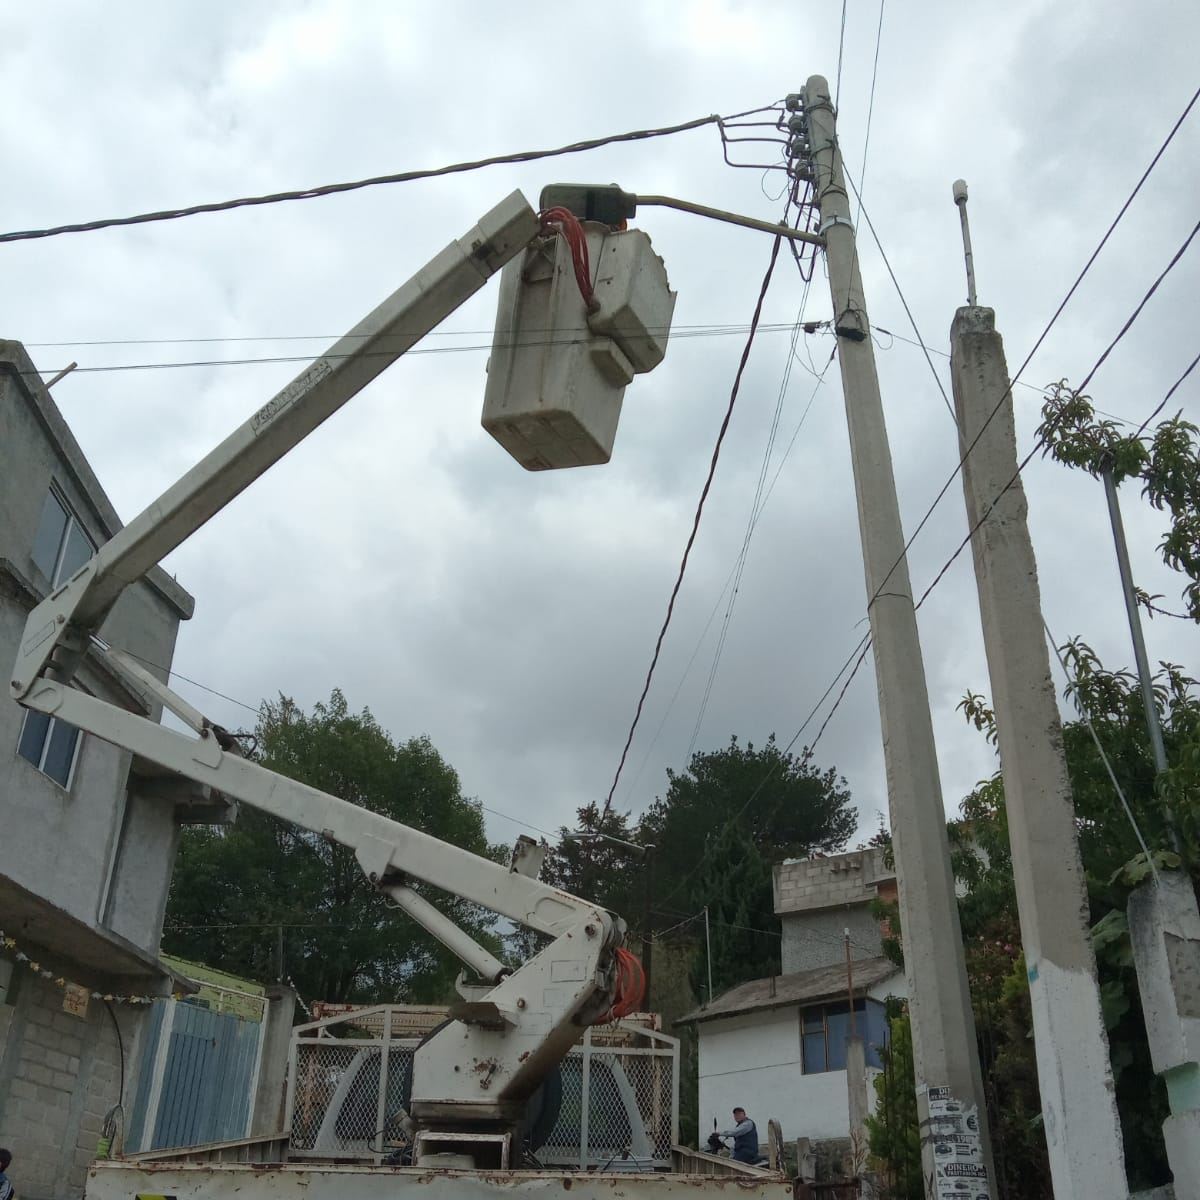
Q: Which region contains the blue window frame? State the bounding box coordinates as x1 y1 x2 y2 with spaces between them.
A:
800 998 888 1074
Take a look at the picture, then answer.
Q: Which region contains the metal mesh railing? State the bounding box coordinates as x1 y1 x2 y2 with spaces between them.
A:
286 1013 678 1167
289 1041 413 1157
541 1045 676 1168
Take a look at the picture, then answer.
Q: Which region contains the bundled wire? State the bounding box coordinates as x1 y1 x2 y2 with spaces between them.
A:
538 207 597 311
597 947 646 1022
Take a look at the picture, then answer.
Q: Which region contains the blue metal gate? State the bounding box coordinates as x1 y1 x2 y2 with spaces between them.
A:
129 999 263 1150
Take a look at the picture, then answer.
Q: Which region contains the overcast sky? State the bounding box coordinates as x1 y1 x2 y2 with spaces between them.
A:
3 1 1197 866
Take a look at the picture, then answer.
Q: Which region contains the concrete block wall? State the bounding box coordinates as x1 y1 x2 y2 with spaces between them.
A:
773 847 893 916
781 905 884 974
0 967 143 1200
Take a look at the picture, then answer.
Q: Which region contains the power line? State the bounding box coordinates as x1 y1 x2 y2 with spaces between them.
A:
116 645 264 716
1133 348 1200 437
687 278 813 757
872 322 1136 423
853 0 886 229
23 321 805 349
24 322 832 379
1043 620 1158 881
102 647 557 840
845 82 1200 625
803 228 1200 770
654 629 872 910
0 113 728 245
618 344 838 807
653 217 1200 908
600 236 785 821
842 165 955 423
834 0 849 109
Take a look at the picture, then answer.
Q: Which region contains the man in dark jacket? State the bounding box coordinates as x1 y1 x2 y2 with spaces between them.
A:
718 1108 759 1163
0 1147 15 1200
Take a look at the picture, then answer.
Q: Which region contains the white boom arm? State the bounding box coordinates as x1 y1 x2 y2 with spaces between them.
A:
10 191 625 1147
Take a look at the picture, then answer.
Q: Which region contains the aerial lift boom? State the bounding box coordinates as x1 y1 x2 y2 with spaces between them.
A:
10 191 634 1163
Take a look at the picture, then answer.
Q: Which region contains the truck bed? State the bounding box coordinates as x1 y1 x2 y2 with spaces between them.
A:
88 1160 795 1200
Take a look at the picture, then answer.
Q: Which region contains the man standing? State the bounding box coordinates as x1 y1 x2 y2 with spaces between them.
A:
719 1107 759 1164
0 1147 15 1200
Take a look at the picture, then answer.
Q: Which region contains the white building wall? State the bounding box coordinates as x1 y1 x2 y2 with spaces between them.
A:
696 973 907 1146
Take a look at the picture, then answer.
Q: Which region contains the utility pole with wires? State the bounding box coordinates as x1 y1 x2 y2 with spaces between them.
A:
948 184 1129 1199
1102 467 1200 1194
794 76 997 1200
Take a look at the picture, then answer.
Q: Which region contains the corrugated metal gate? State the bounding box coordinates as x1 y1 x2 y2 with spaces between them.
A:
128 999 265 1151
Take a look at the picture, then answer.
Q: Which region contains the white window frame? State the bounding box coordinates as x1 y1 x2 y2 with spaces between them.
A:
33 484 96 589
16 707 83 791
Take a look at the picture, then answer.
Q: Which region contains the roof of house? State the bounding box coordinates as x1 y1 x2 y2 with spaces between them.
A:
678 956 901 1025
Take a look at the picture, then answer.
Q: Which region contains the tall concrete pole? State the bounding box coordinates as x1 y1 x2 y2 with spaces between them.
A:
800 76 996 1200
950 301 1129 1198
1102 443 1200 1192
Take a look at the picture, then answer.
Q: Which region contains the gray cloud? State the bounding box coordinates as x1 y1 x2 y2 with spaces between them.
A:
3 0 1197 864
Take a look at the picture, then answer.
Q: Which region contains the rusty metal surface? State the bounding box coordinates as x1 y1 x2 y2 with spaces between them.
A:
91 1160 793 1200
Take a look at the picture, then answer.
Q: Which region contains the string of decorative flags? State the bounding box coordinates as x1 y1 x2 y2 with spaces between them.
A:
1 928 186 1006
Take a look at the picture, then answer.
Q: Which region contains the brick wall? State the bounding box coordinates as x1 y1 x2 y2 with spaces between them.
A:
0 967 144 1200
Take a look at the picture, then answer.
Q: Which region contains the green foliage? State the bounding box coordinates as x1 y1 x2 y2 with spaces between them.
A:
947 644 1198 1191
691 822 778 997
1039 380 1200 620
866 1006 922 1200
165 689 502 1004
640 735 856 994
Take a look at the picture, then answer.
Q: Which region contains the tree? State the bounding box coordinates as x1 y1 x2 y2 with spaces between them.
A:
952 653 1198 1192
644 734 854 912
1039 380 1200 620
690 822 778 997
866 388 1200 1194
866 1004 922 1200
541 803 646 929
165 689 503 1004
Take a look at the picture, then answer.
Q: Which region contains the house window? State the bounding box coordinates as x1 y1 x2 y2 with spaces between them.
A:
17 708 81 788
32 486 95 588
800 998 889 1073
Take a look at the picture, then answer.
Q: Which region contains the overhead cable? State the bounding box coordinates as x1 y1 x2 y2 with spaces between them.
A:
25 322 831 379
0 112 729 244
687 279 812 757
849 83 1200 621
843 170 956 423
912 217 1200 617
600 237 784 822
620 344 838 806
854 0 886 228
656 214 1200 906
1043 620 1159 883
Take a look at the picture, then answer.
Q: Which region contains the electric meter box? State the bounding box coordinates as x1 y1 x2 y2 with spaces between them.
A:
482 224 675 470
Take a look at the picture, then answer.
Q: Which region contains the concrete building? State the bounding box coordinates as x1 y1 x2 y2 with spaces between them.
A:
774 846 898 974
0 340 225 1198
682 847 905 1167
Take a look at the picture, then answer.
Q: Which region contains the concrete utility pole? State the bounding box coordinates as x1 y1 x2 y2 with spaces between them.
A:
948 192 1129 1193
798 76 996 1200
1102 470 1200 1193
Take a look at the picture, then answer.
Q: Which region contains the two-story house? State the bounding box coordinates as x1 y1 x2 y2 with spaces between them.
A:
0 340 226 1199
681 846 905 1167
